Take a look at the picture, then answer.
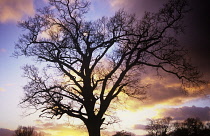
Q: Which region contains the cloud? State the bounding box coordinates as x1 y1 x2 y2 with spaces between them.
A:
5 83 15 87
0 128 14 136
109 1 210 119
118 71 210 113
0 48 7 53
182 0 210 75
160 106 210 121
39 24 62 40
0 0 35 23
0 84 16 92
0 88 6 92
109 0 210 81
133 124 146 130
42 0 49 3
123 76 187 110
109 0 166 17
34 119 88 136
34 119 44 124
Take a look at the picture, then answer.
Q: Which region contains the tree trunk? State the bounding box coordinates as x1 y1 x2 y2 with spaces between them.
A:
85 118 102 136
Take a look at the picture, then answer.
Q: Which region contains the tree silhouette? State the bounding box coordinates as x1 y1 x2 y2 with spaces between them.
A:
14 126 43 136
172 118 209 136
146 117 172 136
14 0 205 136
112 130 135 136
146 117 210 136
14 126 34 136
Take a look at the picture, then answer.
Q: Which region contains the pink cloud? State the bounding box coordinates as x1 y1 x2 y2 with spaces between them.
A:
0 48 7 53
133 124 146 130
109 0 166 17
0 128 14 136
0 0 35 23
5 84 15 86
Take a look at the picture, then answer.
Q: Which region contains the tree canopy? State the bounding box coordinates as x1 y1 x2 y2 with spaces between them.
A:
14 0 205 136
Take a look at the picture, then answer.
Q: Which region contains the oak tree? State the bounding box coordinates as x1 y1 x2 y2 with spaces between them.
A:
15 0 205 136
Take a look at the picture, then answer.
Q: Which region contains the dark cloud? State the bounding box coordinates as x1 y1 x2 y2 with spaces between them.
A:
144 75 210 106
124 78 186 111
124 73 210 111
146 81 183 104
113 0 210 77
110 0 210 110
161 106 210 121
111 0 167 16
133 124 146 130
0 128 14 136
180 0 210 75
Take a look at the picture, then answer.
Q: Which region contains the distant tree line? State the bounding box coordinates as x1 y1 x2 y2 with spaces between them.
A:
14 126 43 136
112 130 135 136
146 117 210 136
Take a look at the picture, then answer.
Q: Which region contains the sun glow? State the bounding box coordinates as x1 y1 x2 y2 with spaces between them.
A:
116 107 159 128
46 130 88 136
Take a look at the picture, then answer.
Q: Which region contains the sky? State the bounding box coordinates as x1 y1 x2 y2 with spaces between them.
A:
0 0 210 136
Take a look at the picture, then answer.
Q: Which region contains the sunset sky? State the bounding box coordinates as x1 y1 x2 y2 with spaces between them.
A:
0 0 210 136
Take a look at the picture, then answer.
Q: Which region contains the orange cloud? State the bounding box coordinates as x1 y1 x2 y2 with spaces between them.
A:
0 0 35 23
34 118 89 136
34 118 115 136
116 72 209 112
39 24 62 40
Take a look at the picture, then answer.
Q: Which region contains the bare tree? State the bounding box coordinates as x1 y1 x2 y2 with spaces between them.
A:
14 126 44 136
146 117 172 136
14 126 41 136
14 0 205 136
